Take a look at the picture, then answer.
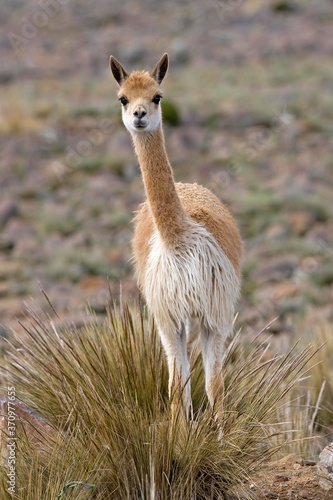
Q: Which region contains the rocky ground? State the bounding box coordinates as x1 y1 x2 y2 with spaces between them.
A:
235 454 332 499
0 0 333 495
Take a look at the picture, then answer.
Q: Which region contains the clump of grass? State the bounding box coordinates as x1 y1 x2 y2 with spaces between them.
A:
36 207 81 237
298 322 333 431
79 156 110 173
310 261 333 287
161 99 181 126
271 1 297 13
70 106 110 118
0 302 320 499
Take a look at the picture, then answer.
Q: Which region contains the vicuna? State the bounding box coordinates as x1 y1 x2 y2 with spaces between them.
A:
110 53 242 419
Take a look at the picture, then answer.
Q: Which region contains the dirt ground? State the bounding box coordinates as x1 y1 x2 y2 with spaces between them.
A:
240 454 333 499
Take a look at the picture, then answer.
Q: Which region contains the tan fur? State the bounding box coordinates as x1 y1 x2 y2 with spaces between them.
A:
133 182 242 289
118 71 160 100
110 54 242 420
133 125 187 246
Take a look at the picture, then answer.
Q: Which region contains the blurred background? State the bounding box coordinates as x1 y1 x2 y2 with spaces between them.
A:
0 0 332 341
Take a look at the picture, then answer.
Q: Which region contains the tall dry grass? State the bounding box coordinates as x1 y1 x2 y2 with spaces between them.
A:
0 302 328 499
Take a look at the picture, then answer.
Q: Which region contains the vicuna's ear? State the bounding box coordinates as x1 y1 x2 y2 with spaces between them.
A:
109 56 129 85
150 53 169 84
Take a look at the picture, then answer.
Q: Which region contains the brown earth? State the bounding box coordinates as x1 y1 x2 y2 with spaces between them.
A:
236 454 333 500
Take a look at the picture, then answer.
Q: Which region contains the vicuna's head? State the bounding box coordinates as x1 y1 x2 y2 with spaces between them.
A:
109 53 168 134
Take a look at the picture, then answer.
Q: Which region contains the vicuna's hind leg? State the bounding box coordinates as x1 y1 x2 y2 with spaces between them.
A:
186 317 201 362
159 324 191 420
200 326 226 416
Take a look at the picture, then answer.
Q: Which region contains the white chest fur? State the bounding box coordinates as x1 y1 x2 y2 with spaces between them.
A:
143 222 240 335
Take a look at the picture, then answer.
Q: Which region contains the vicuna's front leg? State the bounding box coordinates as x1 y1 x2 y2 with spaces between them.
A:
159 325 191 420
201 326 226 414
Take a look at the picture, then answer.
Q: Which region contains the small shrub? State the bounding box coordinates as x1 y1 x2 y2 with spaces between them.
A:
162 99 181 127
272 1 297 13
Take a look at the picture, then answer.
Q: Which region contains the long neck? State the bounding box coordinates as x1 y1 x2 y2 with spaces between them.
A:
133 123 187 245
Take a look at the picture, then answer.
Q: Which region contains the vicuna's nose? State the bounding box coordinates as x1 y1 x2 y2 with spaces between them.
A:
133 108 147 118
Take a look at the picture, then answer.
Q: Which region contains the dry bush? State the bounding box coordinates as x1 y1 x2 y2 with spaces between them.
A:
0 302 322 499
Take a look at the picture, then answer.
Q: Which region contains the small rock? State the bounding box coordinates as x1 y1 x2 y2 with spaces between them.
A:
79 275 106 291
272 280 299 300
275 454 303 467
0 261 24 279
39 127 58 143
0 200 18 226
274 474 290 482
303 460 317 466
4 219 38 251
0 282 9 297
0 236 14 252
317 442 333 491
253 256 298 283
265 223 288 239
277 296 303 316
289 211 315 235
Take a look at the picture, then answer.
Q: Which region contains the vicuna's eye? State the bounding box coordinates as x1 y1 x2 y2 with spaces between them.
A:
119 96 129 106
152 95 162 105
